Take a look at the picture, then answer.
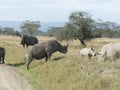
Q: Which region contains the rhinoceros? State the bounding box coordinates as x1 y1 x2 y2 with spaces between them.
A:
80 48 96 59
99 43 120 61
25 40 68 69
21 35 38 48
0 47 5 64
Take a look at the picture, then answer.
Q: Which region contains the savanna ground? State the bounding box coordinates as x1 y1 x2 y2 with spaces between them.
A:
1 35 120 90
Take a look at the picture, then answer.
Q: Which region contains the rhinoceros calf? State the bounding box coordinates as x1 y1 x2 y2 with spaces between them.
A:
25 40 68 69
0 47 5 64
99 43 120 61
80 48 96 59
21 35 38 48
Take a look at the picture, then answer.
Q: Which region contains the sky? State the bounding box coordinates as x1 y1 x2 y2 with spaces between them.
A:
0 0 120 23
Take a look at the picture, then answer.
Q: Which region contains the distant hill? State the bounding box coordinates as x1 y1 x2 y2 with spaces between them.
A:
0 21 21 31
0 21 66 32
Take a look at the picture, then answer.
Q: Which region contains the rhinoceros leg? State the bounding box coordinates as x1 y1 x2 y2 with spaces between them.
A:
25 58 33 70
47 53 52 60
26 44 29 48
23 44 25 48
0 57 1 64
45 54 48 61
88 54 92 59
1 56 5 64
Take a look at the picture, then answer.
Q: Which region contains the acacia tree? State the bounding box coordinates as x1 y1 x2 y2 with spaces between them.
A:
94 20 120 38
20 20 40 36
66 11 95 46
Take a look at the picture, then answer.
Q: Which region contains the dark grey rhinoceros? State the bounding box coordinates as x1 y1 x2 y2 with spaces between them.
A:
25 40 68 69
21 35 38 48
0 47 5 64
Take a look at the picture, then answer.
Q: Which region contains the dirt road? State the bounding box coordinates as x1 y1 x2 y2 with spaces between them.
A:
0 64 32 90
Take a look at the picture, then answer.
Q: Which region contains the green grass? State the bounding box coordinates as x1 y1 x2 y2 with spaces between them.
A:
1 36 120 90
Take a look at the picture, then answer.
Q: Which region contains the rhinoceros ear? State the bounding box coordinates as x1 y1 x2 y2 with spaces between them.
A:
91 48 94 51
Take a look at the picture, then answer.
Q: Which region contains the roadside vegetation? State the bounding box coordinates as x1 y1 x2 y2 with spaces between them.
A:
0 35 120 90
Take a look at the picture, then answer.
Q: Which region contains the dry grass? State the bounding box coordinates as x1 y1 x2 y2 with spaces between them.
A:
0 35 120 90
37 36 56 42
